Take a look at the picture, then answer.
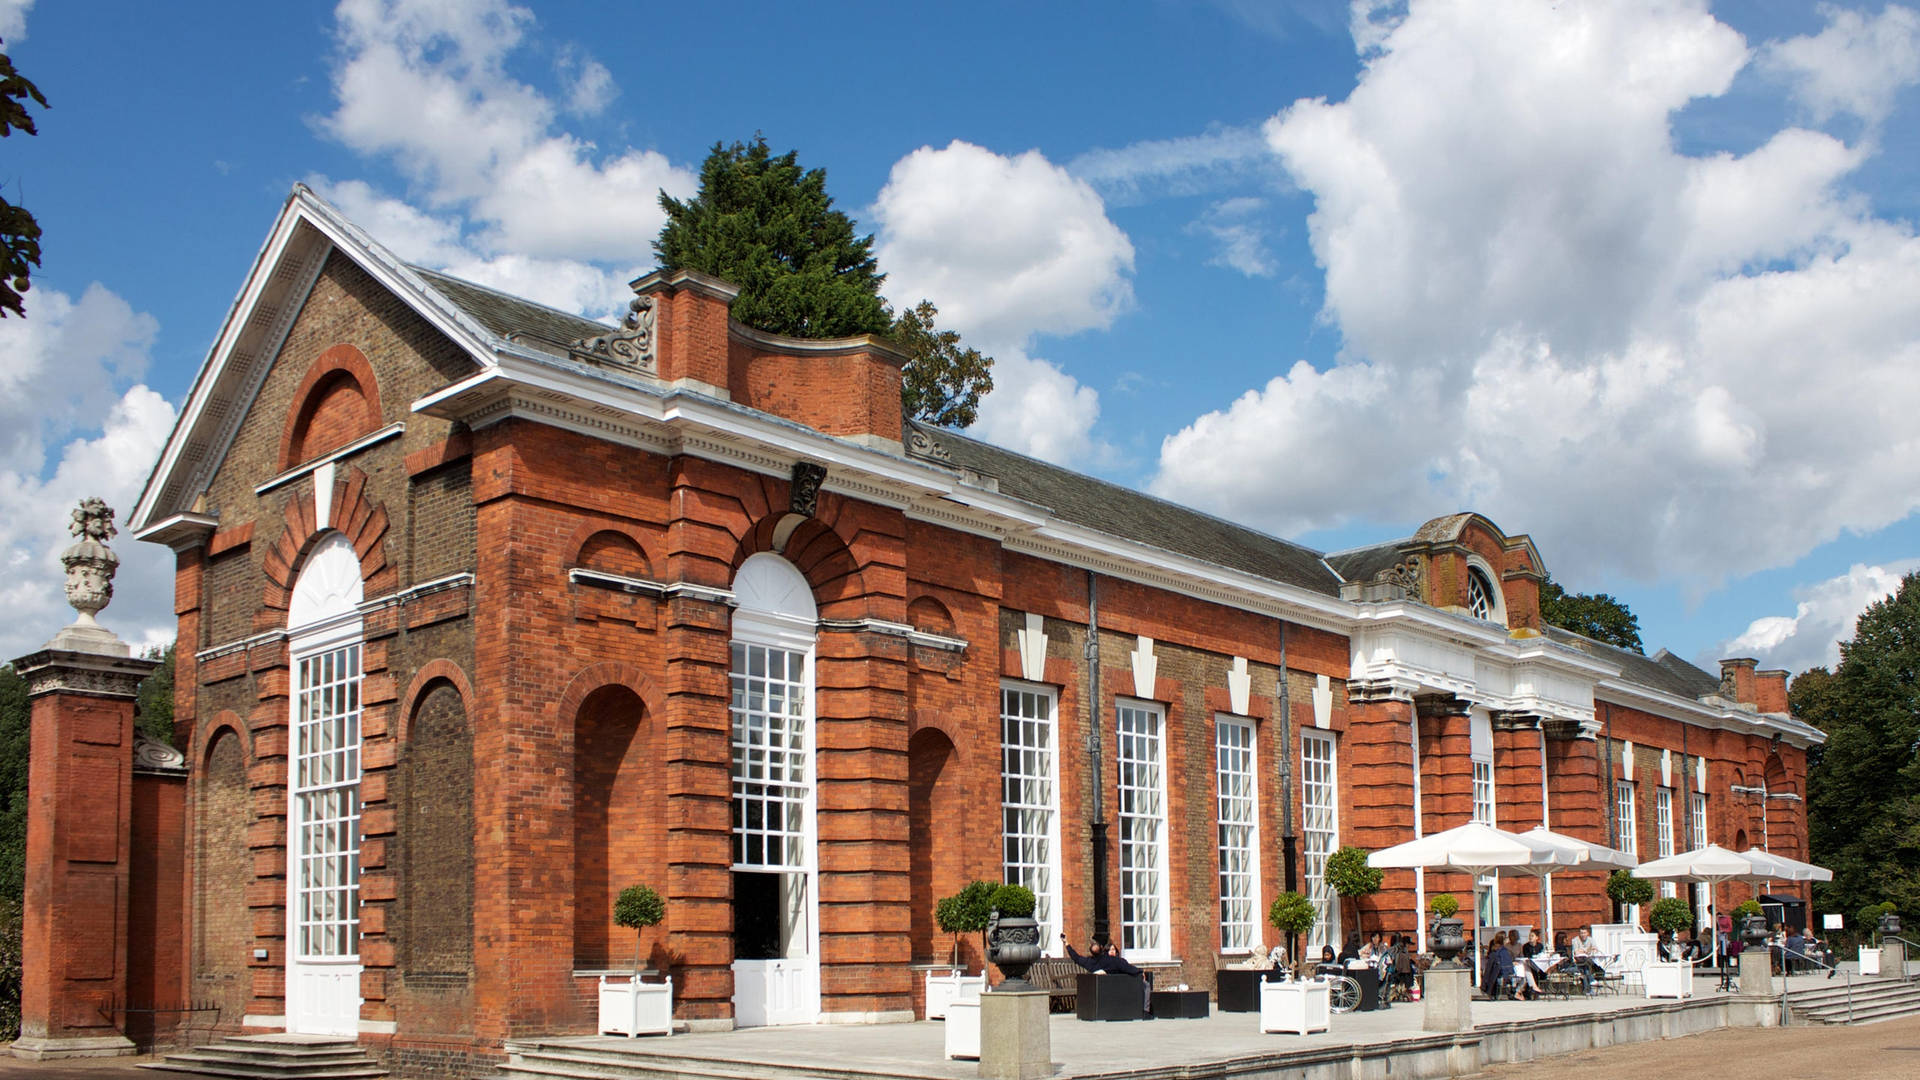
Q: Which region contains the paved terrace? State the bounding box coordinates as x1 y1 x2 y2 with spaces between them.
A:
509 971 1870 1080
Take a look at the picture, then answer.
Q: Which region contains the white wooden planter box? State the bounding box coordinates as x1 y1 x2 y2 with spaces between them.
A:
1861 947 1882 976
1643 961 1694 999
598 975 673 1036
1260 978 1329 1035
945 999 981 1059
926 971 986 1020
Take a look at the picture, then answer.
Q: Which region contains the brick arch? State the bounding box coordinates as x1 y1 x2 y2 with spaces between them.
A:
733 509 868 620
194 718 252 1024
907 726 966 967
194 710 247 773
259 467 393 624
568 523 654 579
556 661 664 724
278 344 384 471
397 659 476 745
907 594 957 637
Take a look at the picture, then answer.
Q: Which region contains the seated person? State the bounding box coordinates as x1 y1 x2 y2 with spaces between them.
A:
1316 944 1338 974
1784 928 1808 973
1338 931 1363 963
1062 935 1152 1013
1482 932 1522 999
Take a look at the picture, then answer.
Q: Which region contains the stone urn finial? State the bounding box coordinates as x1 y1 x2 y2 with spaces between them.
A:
47 498 130 656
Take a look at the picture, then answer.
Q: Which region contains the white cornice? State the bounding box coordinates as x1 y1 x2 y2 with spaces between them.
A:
252 423 404 496
1596 678 1823 748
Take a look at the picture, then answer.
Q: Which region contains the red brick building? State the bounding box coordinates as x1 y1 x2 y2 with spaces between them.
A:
95 186 1819 1074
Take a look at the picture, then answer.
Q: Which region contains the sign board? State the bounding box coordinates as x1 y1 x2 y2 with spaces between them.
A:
1823 914 1843 929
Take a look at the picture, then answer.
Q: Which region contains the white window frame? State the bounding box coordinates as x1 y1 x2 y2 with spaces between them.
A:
1656 787 1676 898
1001 681 1063 950
1616 780 1639 922
729 640 813 873
291 638 362 962
1690 791 1710 928
1116 699 1170 960
1472 760 1495 825
1300 730 1339 951
1215 715 1261 954
1463 556 1508 626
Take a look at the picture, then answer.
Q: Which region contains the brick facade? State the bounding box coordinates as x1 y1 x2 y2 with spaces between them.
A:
55 188 1814 1073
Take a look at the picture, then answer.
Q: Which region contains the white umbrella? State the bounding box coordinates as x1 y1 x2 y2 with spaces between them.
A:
1633 844 1811 965
1371 822 1580 977
1738 848 1832 884
1519 826 1637 941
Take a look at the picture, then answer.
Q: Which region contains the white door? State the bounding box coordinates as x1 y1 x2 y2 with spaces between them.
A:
285 538 365 1037
731 958 819 1027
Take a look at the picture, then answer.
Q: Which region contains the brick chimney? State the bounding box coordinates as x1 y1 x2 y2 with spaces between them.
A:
1755 669 1790 714
1717 657 1759 705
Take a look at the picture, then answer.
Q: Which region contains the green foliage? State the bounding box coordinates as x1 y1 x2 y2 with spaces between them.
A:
1428 893 1460 918
0 896 16 1041
1858 901 1896 929
0 42 45 319
1799 574 1920 928
655 137 994 427
1606 869 1655 907
1649 897 1693 934
1733 898 1763 920
1539 574 1643 653
614 884 666 930
136 642 175 746
1326 846 1384 898
1268 891 1316 936
889 300 993 429
656 136 890 340
935 879 996 935
987 883 1036 918
0 664 26 904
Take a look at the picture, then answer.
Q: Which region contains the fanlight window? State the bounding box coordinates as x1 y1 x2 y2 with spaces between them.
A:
1466 569 1495 622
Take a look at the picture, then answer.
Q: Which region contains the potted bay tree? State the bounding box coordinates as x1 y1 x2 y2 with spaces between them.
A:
927 880 993 1018
599 884 672 1036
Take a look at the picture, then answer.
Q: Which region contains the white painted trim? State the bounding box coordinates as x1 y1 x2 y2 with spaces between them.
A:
1130 636 1158 698
1018 613 1048 682
253 424 404 496
1312 674 1333 730
1228 657 1251 716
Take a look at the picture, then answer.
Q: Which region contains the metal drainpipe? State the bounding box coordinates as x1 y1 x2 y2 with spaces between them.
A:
1087 569 1109 946
1279 621 1297 894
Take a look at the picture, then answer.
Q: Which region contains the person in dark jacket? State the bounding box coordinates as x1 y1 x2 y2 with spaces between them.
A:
1061 936 1152 1012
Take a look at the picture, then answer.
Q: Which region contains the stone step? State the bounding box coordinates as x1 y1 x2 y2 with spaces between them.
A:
497 1042 886 1080
138 1035 386 1080
1787 982 1920 1008
1800 999 1920 1026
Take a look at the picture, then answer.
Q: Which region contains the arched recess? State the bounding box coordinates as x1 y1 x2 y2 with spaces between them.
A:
907 727 963 966
194 722 250 1025
572 528 652 578
279 344 383 470
401 679 475 982
570 683 662 970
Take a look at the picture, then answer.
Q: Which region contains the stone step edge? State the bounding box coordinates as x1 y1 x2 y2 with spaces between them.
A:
502 1047 860 1080
137 1066 387 1080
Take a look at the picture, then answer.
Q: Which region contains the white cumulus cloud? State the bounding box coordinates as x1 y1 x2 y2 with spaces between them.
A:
1152 0 1920 588
0 0 32 44
1720 560 1920 673
319 0 694 319
0 284 178 658
873 140 1135 465
1763 3 1920 126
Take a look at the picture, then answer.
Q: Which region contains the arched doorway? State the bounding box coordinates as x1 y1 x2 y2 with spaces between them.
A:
728 553 820 1026
907 728 962 966
284 532 365 1036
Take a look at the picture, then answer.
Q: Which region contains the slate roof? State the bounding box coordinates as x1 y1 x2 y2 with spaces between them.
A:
907 420 1344 598
412 266 607 350
1324 541 1412 585
1545 626 1720 699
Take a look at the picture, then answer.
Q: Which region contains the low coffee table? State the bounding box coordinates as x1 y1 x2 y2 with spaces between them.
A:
1150 989 1210 1019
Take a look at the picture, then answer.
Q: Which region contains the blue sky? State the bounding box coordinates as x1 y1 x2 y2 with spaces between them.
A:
3 0 1918 679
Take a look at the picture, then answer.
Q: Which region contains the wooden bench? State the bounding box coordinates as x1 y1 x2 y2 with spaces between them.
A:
1027 958 1081 1013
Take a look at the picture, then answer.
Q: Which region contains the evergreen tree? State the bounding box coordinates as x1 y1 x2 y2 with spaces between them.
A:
656 137 891 340
0 664 26 902
0 41 47 318
1798 573 1920 923
655 137 995 427
135 642 175 746
1539 574 1643 653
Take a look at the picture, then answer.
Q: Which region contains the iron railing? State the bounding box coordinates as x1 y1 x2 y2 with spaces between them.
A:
1778 945 1848 1025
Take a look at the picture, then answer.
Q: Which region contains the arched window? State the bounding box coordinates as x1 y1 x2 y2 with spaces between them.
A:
729 553 820 1026
285 532 364 1036
1464 558 1507 627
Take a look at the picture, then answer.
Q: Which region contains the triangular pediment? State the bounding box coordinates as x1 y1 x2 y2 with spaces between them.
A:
130 185 507 538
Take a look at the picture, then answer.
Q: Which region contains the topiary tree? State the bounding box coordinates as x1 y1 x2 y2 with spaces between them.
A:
1428 893 1460 919
1732 898 1763 921
987 882 1036 919
1326 846 1384 938
1649 897 1693 935
934 879 996 969
613 883 666 974
1268 891 1316 966
1606 869 1655 924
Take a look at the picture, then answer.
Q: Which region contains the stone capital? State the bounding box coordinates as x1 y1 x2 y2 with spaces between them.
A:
11 649 159 700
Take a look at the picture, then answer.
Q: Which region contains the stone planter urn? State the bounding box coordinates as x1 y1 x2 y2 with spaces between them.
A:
1881 912 1903 938
1428 917 1467 967
1742 914 1770 946
985 908 1042 991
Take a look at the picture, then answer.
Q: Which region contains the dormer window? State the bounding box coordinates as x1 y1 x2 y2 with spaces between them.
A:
1467 568 1495 621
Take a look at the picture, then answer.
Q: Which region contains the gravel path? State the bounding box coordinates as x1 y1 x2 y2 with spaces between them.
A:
1483 1013 1920 1079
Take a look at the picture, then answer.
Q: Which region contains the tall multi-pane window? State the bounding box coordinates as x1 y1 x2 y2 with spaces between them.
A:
1215 717 1260 953
293 643 362 960
1656 787 1676 897
730 642 810 870
1118 701 1170 958
1472 760 1495 825
1002 685 1061 945
1466 569 1496 621
1690 791 1710 928
1615 781 1637 856
1616 780 1639 923
1301 732 1339 949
